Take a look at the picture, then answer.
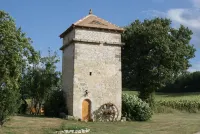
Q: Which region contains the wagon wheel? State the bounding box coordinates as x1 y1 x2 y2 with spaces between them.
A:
95 103 119 122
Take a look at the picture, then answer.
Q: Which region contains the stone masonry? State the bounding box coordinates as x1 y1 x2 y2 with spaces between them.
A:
60 10 124 121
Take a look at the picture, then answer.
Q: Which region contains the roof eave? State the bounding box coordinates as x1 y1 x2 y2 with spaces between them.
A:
75 25 124 33
59 25 124 38
59 24 75 38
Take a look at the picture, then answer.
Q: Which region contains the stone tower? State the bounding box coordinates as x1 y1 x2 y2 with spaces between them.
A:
59 10 124 121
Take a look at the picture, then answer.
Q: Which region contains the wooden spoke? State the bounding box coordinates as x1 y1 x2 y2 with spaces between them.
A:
94 103 119 122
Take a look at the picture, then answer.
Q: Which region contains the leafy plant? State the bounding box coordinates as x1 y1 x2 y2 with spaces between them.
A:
44 89 66 117
122 18 196 105
0 10 38 126
22 50 61 115
122 93 152 121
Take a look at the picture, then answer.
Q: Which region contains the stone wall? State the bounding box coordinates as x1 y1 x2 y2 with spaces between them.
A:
62 28 122 120
62 43 75 115
75 28 121 44
63 29 75 45
73 42 122 120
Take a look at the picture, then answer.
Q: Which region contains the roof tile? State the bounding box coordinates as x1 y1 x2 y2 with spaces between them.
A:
60 13 124 38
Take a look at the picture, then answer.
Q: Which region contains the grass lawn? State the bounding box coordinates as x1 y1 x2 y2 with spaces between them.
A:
1 113 200 134
2 91 200 134
124 91 200 101
124 91 200 113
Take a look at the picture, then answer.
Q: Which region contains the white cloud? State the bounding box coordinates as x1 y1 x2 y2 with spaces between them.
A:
147 8 200 30
167 8 200 29
143 10 166 18
144 0 200 48
143 0 200 72
192 0 200 8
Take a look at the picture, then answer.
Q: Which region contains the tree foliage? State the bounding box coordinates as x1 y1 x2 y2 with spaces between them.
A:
44 89 66 117
122 18 196 104
22 50 61 115
0 10 38 126
159 71 200 93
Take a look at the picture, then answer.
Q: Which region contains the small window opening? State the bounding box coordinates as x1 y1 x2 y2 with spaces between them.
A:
89 72 92 76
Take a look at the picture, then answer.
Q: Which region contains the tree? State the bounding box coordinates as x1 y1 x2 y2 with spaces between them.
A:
0 10 38 126
160 71 200 93
22 50 61 115
122 18 196 105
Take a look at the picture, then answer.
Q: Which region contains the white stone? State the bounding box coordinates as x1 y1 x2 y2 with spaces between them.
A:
69 130 74 133
67 115 75 120
75 29 121 43
61 20 123 121
85 128 90 133
81 129 86 133
77 130 82 133
64 130 69 133
57 131 65 134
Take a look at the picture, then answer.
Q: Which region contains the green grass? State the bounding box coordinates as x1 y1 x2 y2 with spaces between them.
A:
1 91 200 134
1 113 200 134
124 91 200 101
124 91 200 113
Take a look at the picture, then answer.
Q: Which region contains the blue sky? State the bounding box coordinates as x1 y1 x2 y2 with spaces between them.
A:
0 0 200 71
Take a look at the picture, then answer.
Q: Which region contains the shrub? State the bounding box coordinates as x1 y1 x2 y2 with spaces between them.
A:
122 93 152 121
44 90 66 117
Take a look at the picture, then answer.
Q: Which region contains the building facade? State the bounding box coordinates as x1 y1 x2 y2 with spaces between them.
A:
60 10 124 121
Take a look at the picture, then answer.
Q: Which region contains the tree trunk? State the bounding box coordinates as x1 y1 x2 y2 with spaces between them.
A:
37 103 42 115
139 90 155 108
0 120 4 127
33 101 37 115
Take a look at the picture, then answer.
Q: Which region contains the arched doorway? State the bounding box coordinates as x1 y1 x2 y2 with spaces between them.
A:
82 99 91 121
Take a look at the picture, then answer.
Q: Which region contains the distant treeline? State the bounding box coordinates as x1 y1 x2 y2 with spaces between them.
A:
123 71 200 93
158 71 200 93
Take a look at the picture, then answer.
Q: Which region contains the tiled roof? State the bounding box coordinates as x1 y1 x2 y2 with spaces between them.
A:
59 11 124 38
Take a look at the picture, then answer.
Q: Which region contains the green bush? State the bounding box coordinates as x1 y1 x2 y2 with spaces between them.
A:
44 90 66 117
122 93 152 121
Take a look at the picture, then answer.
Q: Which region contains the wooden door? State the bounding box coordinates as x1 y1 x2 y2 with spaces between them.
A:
82 99 91 121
